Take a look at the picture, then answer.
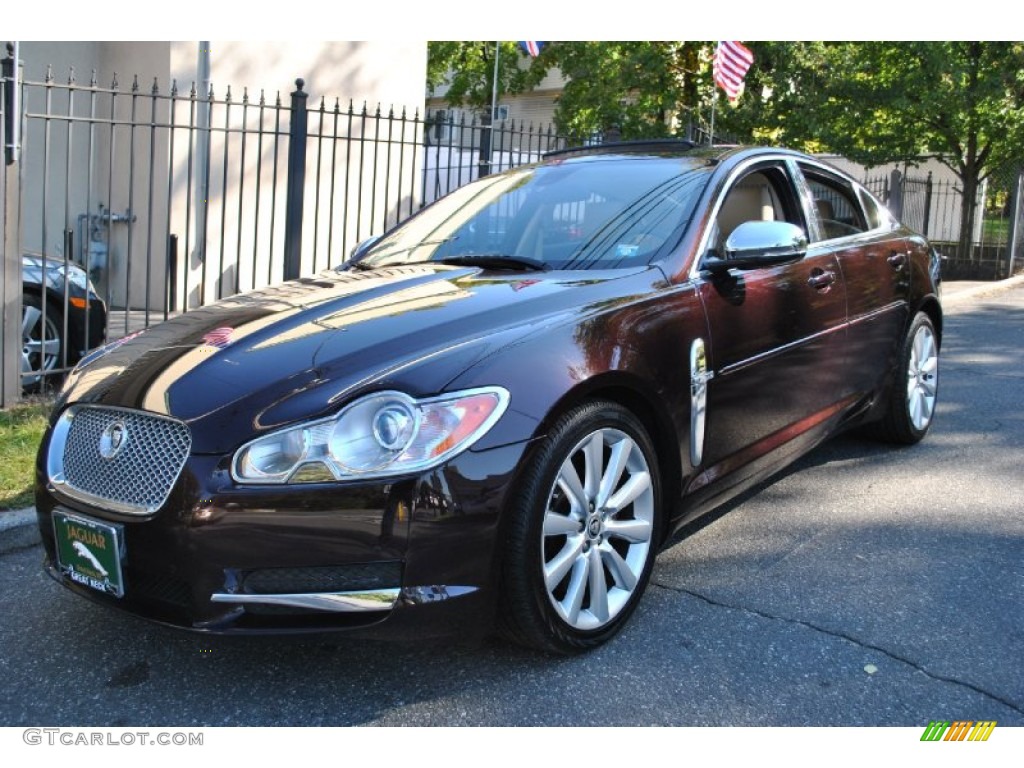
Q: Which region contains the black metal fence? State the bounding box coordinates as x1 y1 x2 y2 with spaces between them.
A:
864 165 1024 280
0 50 578 404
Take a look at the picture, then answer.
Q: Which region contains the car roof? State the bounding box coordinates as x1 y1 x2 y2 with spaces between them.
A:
541 140 812 168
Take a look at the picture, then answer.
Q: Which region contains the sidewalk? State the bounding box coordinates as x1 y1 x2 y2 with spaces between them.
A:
3 273 1024 555
941 274 1024 304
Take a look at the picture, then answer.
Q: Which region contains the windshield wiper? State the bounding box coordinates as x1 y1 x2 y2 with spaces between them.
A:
436 254 549 272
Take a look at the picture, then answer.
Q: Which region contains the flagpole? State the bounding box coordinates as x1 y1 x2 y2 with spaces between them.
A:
709 90 716 146
708 43 716 146
491 41 500 122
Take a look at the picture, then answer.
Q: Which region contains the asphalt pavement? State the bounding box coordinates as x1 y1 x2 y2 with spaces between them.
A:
1 277 1022 726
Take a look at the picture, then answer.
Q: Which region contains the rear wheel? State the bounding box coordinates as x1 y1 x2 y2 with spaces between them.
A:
868 311 938 444
499 401 662 654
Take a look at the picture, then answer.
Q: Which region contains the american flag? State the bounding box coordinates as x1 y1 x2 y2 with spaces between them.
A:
202 327 235 348
713 41 754 102
519 41 544 57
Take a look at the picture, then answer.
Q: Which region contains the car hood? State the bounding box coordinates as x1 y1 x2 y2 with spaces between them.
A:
22 254 92 293
57 264 657 453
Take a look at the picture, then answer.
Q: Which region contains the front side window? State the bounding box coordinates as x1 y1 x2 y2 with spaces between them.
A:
358 157 714 271
706 164 806 256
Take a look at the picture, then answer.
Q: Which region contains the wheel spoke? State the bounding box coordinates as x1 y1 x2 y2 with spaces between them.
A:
557 460 588 517
544 510 581 536
544 535 585 591
587 546 609 623
22 305 41 337
600 542 637 591
909 388 923 426
582 432 603 501
915 329 934 365
604 517 652 544
605 471 651 513
596 437 630 509
40 338 61 358
562 555 589 625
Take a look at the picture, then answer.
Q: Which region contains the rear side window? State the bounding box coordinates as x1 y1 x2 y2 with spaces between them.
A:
800 165 869 241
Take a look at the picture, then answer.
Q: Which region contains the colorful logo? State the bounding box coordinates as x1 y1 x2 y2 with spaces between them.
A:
920 721 997 742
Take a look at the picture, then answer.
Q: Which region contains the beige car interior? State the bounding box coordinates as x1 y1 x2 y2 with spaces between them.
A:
714 173 783 252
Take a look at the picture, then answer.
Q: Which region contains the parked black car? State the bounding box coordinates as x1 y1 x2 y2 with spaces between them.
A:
22 254 107 389
35 142 941 653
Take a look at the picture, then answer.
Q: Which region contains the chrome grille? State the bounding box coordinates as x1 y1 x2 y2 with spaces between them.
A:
49 406 192 515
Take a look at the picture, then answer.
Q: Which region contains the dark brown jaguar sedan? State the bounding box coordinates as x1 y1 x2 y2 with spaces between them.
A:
35 142 941 653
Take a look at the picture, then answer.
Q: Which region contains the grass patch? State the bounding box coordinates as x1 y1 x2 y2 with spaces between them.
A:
0 400 51 511
982 217 1009 244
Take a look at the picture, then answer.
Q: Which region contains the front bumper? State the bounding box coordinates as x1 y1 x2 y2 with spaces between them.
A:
67 296 107 361
36 438 530 638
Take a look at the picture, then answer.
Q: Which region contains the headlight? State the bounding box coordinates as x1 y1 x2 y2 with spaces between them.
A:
231 387 510 484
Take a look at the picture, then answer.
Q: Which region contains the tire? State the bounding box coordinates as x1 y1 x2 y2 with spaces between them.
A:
498 401 662 654
868 311 939 444
22 292 65 392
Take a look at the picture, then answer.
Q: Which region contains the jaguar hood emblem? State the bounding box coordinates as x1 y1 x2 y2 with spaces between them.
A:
99 421 128 460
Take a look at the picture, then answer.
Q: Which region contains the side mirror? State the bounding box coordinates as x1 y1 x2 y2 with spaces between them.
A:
705 221 808 272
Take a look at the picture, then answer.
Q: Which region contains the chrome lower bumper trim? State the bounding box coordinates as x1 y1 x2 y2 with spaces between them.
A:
209 584 479 613
210 588 400 613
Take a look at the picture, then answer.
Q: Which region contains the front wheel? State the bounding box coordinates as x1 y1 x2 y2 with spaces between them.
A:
21 293 64 391
499 401 662 654
869 311 939 444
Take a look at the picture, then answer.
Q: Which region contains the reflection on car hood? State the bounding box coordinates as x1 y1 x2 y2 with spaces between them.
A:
22 254 90 289
58 263 654 453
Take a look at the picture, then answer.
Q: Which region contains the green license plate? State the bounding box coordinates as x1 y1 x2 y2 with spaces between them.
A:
53 511 125 598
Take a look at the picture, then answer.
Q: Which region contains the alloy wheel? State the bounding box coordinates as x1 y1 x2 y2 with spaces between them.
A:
22 300 62 386
540 427 655 631
906 322 938 431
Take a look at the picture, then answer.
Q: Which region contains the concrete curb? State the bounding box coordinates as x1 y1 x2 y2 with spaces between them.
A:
2 277 1019 556
942 274 1024 305
0 507 40 555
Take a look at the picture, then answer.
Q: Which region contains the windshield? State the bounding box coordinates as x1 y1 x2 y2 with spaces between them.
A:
359 156 713 271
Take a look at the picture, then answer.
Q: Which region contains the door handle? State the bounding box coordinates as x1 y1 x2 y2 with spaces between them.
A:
807 269 835 290
888 252 907 271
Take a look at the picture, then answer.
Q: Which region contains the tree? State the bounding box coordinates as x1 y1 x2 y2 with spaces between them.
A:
427 42 547 114
543 42 709 140
719 42 1024 258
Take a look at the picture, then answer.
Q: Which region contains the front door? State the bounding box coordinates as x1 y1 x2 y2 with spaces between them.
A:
694 162 848 487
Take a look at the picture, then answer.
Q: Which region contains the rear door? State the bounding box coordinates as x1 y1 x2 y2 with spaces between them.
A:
797 162 910 404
